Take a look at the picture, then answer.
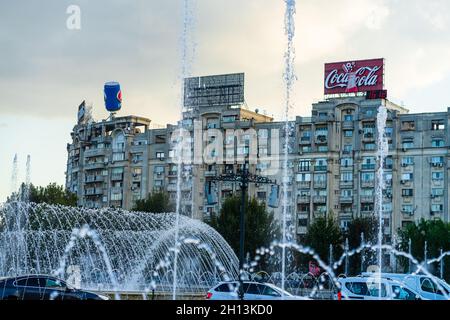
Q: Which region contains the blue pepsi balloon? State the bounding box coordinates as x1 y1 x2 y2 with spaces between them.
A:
104 82 122 112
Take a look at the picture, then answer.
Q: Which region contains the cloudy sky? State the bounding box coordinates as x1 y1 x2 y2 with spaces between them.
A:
1 0 450 201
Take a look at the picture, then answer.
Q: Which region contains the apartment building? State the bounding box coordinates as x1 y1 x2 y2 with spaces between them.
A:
66 72 450 245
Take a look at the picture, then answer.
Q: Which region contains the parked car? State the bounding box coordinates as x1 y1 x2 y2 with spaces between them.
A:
335 276 425 300
0 275 109 300
361 272 450 300
206 281 310 300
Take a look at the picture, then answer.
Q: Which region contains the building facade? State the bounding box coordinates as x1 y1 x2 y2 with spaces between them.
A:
66 74 450 244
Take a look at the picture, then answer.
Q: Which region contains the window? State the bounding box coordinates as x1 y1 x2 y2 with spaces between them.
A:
341 189 353 197
402 205 413 214
420 278 437 294
341 172 353 182
431 204 443 213
385 127 393 137
402 139 414 149
296 173 311 182
299 160 311 171
392 286 417 300
261 285 281 297
432 139 445 148
343 144 353 153
314 159 327 171
432 172 444 180
402 189 413 197
344 114 353 122
361 203 374 212
344 130 353 137
384 156 393 169
341 158 353 167
401 121 415 131
363 122 375 136
364 143 376 150
112 152 125 161
361 188 374 196
154 166 164 174
345 282 386 297
45 278 66 289
302 146 312 153
156 152 165 160
401 157 414 166
223 115 236 123
361 172 375 182
215 283 234 292
401 173 413 182
431 156 444 166
362 157 376 170
431 120 445 131
431 188 444 197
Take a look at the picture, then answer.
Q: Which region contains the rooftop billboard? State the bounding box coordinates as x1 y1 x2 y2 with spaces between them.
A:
324 58 384 95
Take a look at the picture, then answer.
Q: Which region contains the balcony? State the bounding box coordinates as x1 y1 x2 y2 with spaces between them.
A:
315 135 328 144
361 164 375 170
313 196 327 204
297 226 307 234
314 210 326 217
361 181 375 188
342 121 354 129
313 181 327 189
85 175 104 183
339 196 353 203
84 162 105 170
297 196 311 204
360 195 374 203
132 174 142 181
300 136 311 145
314 165 327 172
167 184 177 192
204 170 217 177
85 188 103 196
340 180 353 188
111 173 123 181
84 148 107 158
362 133 375 141
297 181 311 189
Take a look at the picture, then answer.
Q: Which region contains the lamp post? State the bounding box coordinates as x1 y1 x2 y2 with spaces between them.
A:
210 160 277 299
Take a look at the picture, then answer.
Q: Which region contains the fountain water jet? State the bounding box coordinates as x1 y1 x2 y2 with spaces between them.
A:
281 0 297 296
375 103 388 296
0 201 238 296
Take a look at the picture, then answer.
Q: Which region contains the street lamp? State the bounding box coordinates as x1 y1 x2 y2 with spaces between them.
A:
210 159 277 299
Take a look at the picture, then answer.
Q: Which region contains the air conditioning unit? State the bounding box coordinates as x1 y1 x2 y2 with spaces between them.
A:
401 163 407 167
438 163 443 167
402 148 407 152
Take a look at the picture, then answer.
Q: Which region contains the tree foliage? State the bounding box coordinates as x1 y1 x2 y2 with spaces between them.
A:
345 217 378 275
397 219 450 281
7 183 78 207
132 191 174 213
209 195 280 267
304 215 343 266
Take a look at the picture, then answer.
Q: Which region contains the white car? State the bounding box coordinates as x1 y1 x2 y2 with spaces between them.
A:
361 272 450 300
206 281 310 300
336 276 425 300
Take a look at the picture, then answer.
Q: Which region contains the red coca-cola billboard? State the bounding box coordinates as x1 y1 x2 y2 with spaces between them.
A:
324 58 384 95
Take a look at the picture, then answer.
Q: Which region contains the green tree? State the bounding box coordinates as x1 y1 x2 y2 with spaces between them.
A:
132 191 174 213
304 214 343 270
345 217 377 275
209 195 280 268
397 219 450 282
7 182 77 206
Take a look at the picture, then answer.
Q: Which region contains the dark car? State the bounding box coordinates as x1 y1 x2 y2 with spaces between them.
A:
0 275 109 300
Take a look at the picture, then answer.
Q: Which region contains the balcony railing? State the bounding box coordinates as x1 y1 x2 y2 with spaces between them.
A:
360 195 374 203
85 175 104 183
297 196 311 204
297 181 311 189
361 181 375 188
313 196 327 204
314 166 327 172
313 181 327 189
111 173 124 181
340 180 353 187
361 164 375 170
339 196 353 203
